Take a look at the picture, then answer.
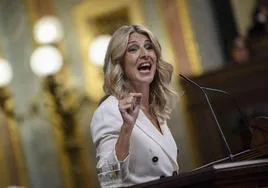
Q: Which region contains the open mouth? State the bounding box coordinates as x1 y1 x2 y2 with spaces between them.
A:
137 62 152 72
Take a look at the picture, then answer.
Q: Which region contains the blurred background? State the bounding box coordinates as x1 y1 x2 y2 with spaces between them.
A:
0 0 268 187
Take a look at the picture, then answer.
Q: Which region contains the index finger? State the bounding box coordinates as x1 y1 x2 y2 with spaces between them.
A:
129 93 143 98
129 93 142 105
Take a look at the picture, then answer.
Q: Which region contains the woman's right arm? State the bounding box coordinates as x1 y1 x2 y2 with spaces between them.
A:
116 93 142 160
90 94 142 178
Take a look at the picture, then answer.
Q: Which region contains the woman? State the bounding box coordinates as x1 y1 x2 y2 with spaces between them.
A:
90 25 179 187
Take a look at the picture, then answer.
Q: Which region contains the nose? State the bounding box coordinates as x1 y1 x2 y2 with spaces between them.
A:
139 47 149 59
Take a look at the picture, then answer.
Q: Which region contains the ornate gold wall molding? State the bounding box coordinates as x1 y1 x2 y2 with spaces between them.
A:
42 77 75 188
0 88 29 187
152 0 177 74
26 0 55 21
160 0 203 167
73 0 145 102
25 1 74 187
176 0 202 75
175 0 203 166
25 0 98 187
0 33 9 188
0 29 29 185
160 0 191 74
0 113 8 187
160 0 202 75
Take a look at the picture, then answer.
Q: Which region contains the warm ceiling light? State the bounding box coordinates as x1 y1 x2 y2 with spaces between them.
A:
34 16 64 44
30 45 63 77
0 58 13 87
89 35 111 66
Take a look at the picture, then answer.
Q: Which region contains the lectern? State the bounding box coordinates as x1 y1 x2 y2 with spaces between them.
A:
132 158 268 188
131 116 268 188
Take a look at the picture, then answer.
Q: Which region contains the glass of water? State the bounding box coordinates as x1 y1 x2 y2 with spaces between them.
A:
97 159 122 188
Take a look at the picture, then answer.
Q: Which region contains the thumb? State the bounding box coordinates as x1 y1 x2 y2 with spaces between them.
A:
133 103 141 115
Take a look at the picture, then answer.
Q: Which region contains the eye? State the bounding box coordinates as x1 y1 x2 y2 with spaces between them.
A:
145 43 154 50
127 45 138 52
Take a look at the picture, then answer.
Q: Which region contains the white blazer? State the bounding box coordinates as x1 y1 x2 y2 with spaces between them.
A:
91 96 179 187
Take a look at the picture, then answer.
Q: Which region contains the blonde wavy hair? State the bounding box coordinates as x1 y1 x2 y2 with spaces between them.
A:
103 24 177 121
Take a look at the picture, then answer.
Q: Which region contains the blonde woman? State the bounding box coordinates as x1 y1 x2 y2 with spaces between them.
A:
91 25 179 187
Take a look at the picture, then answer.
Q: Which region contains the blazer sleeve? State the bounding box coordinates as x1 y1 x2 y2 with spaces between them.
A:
90 97 130 180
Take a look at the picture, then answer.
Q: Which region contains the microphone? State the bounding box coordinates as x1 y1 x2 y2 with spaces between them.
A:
179 74 253 170
179 74 233 161
199 86 250 135
179 74 252 163
179 74 250 134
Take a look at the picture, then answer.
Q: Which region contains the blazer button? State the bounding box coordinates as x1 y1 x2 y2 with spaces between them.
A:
172 171 178 176
152 156 158 163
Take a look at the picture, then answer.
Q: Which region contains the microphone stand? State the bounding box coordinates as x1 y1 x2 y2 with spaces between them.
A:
179 74 252 170
179 74 234 161
201 86 250 131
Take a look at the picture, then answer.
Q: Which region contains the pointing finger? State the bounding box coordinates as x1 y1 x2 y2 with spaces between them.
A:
129 93 143 98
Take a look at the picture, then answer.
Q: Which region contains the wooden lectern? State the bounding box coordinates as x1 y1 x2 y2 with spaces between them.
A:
131 113 268 187
132 158 268 188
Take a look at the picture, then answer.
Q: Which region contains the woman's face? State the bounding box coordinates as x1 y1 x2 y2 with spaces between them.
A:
123 32 157 88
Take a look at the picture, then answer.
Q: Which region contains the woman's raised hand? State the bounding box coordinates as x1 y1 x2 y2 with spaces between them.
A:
116 93 142 160
118 93 142 128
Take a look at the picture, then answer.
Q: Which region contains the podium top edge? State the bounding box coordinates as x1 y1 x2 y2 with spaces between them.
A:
213 159 268 170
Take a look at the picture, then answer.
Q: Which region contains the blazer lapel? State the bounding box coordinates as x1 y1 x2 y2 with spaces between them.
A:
135 110 177 166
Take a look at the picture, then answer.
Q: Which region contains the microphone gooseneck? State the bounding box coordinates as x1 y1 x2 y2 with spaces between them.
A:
200 86 250 134
179 74 234 161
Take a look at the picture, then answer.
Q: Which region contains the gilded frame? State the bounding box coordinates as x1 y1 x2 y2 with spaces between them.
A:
73 0 145 102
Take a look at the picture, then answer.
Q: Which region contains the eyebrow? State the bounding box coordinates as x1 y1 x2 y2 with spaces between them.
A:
127 39 151 45
127 41 137 45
